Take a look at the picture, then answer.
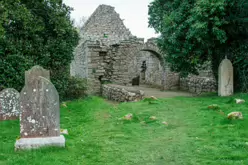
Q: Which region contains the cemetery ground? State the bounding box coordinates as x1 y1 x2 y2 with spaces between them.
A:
1 94 248 165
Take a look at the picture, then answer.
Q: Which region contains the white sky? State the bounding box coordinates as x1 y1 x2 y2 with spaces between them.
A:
63 0 158 40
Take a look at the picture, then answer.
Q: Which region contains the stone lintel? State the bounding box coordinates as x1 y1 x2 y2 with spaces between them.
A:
15 135 65 151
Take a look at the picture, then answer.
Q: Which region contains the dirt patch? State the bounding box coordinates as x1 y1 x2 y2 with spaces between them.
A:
135 85 193 98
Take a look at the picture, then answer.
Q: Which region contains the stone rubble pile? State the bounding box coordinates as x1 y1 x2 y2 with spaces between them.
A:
102 84 144 102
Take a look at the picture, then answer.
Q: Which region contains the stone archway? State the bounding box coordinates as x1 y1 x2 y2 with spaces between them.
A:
141 39 165 63
127 39 167 89
137 51 164 88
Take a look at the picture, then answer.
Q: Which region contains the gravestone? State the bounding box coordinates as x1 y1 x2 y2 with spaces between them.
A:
218 58 233 96
0 88 20 121
25 65 50 85
15 66 65 150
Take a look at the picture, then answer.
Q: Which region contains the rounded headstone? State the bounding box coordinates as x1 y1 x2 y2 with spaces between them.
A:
25 65 50 85
218 58 233 96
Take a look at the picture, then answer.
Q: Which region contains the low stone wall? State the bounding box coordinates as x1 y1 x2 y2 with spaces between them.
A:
102 84 144 102
180 76 217 94
165 72 180 90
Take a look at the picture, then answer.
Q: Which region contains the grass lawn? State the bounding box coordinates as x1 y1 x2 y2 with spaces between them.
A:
1 94 248 165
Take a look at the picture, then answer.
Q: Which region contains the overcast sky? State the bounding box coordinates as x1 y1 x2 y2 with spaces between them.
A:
63 0 158 40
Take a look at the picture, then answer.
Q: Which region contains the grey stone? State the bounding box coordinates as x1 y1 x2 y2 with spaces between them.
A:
218 58 233 96
60 129 69 135
180 75 217 94
235 99 245 104
16 66 64 150
25 65 50 85
20 75 60 138
15 135 65 150
102 84 144 102
70 4 216 95
227 112 243 120
0 88 20 121
70 5 178 95
123 113 133 120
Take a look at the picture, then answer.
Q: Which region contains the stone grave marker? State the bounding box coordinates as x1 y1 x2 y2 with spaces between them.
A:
0 88 20 121
218 58 233 96
25 65 50 85
15 65 65 150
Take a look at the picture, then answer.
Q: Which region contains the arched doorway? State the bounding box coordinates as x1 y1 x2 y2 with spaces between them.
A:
128 49 165 88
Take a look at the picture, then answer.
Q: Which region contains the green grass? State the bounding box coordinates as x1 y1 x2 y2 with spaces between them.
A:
1 94 248 165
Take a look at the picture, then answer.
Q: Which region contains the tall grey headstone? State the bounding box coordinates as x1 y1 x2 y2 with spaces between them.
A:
15 66 65 150
218 58 233 96
0 88 20 121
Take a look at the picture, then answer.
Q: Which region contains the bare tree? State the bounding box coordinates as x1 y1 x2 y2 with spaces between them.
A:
74 16 88 33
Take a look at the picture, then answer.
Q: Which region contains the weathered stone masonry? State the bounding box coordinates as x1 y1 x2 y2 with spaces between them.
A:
70 4 216 95
179 63 217 93
70 5 180 94
102 84 144 102
80 5 132 45
180 76 217 93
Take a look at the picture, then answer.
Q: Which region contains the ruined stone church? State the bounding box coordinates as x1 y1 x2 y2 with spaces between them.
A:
70 5 179 94
70 4 216 94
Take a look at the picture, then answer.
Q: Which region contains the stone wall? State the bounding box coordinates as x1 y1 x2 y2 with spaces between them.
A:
70 42 89 78
133 51 163 87
71 39 180 94
179 62 217 93
80 5 133 46
166 72 180 90
102 84 144 102
107 39 144 85
180 75 217 93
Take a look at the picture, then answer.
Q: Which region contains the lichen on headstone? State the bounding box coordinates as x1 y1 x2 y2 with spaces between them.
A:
19 65 60 138
0 88 20 121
